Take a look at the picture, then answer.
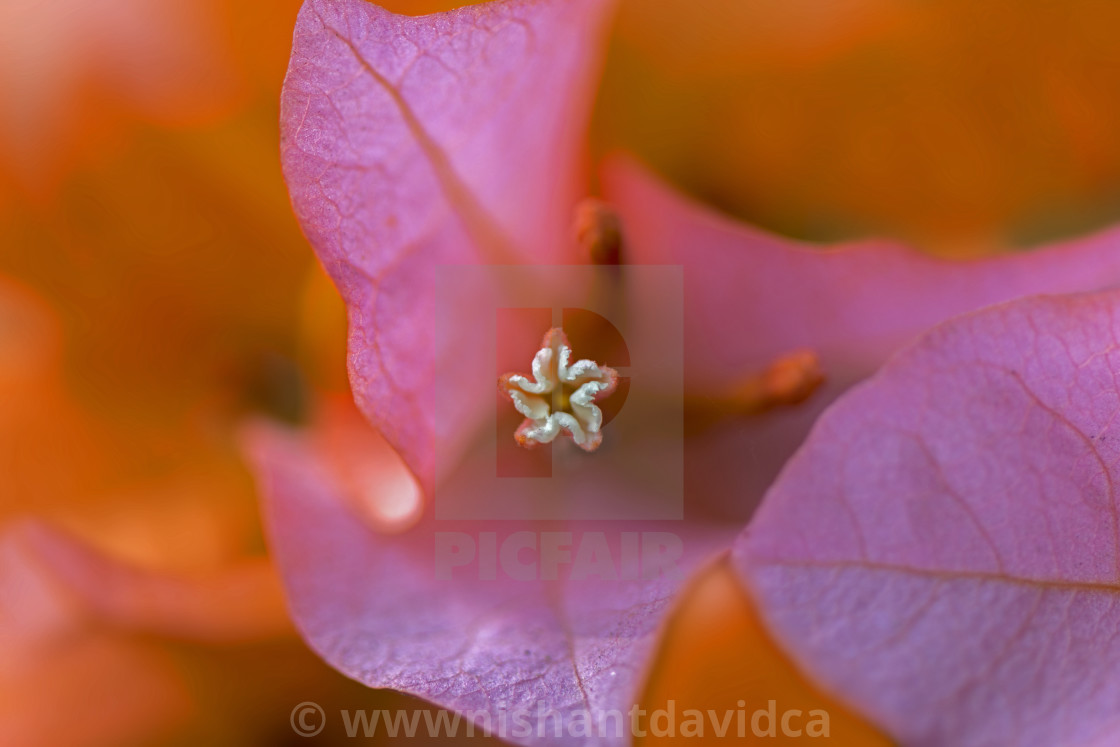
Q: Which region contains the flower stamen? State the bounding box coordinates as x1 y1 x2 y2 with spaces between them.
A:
574 198 623 265
734 349 824 412
690 350 825 420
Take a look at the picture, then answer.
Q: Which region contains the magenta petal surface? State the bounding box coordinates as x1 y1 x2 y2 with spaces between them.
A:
248 404 733 747
736 290 1120 746
605 157 1120 517
606 156 1120 386
280 0 613 486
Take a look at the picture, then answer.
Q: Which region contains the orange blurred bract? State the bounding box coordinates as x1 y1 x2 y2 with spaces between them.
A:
0 0 242 199
0 0 350 743
600 0 1120 251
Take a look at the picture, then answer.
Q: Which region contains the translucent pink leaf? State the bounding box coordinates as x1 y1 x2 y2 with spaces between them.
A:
248 401 734 747
280 0 613 488
605 156 1120 517
735 290 1120 746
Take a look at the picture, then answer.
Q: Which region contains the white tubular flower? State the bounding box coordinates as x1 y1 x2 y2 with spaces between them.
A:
498 328 619 452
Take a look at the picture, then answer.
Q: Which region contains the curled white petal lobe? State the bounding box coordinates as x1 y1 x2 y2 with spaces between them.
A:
499 328 618 452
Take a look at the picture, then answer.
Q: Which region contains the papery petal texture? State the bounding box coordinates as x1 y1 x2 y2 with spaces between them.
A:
249 401 734 747
735 290 1120 746
280 0 613 486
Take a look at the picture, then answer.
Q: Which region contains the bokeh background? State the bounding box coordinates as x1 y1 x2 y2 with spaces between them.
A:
4 0 1120 744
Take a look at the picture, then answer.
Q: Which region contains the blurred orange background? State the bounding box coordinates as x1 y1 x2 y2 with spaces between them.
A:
4 0 1120 744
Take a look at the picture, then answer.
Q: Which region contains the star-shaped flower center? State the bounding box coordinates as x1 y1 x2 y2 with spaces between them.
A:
498 328 619 452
